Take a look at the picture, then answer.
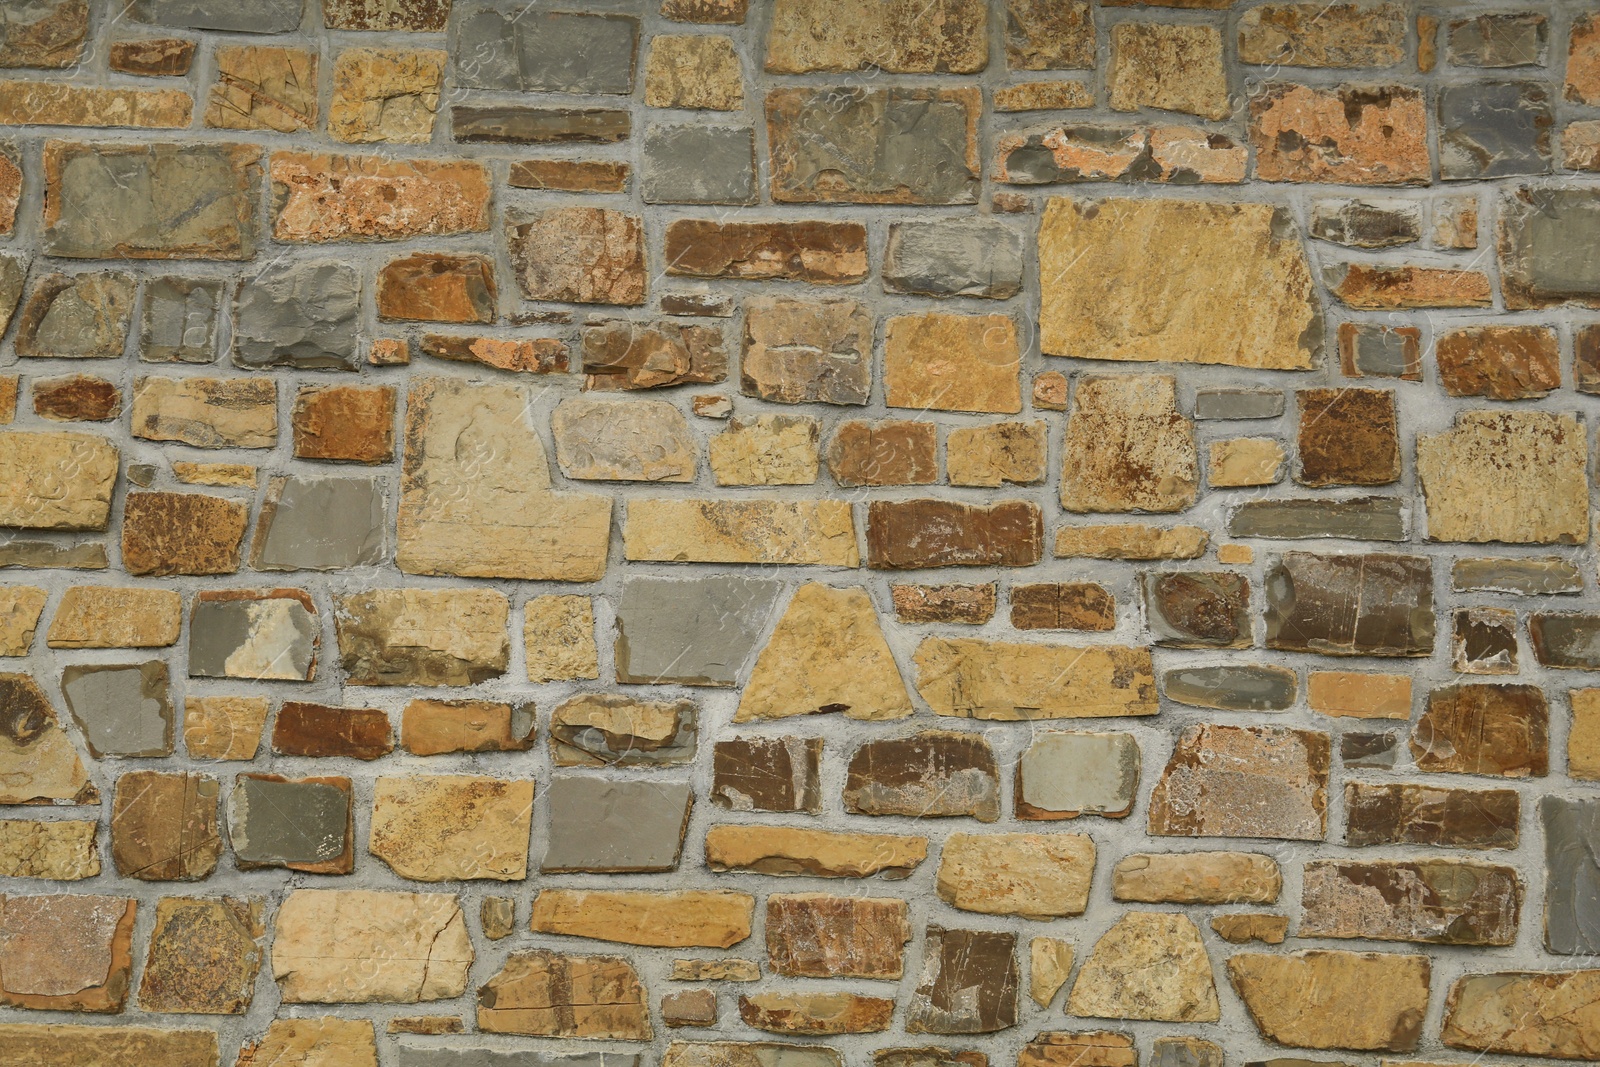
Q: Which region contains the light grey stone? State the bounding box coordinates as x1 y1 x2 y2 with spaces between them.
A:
16 272 135 359
1499 187 1600 307
1016 731 1139 818
251 475 386 571
643 125 756 205
141 277 221 364
127 0 302 33
188 593 320 681
233 262 360 370
550 397 697 482
1163 665 1297 712
229 775 350 867
540 776 693 873
1439 81 1552 181
396 1047 641 1067
1193 387 1283 420
614 575 782 686
883 218 1024 299
1341 322 1416 377
1542 795 1600 954
453 8 638 94
1228 497 1407 541
60 661 172 758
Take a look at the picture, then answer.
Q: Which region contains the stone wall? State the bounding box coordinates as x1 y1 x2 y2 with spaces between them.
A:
0 0 1596 1064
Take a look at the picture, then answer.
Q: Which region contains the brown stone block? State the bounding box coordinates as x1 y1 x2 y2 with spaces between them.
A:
292 384 396 463
377 253 495 324
826 420 937 487
1329 263 1493 308
891 583 996 624
766 894 910 979
272 702 394 761
1012 583 1114 631
1435 324 1560 400
0 80 190 128
1265 552 1434 657
109 37 194 76
111 770 220 881
1148 724 1330 840
1441 968 1600 1058
0 895 134 1013
738 992 893 1035
1295 387 1400 486
138 897 263 1014
711 736 822 814
0 0 87 68
843 730 1000 821
529 889 753 949
866 499 1042 569
1345 781 1520 849
1411 683 1548 777
271 151 491 242
205 46 315 132
32 375 120 422
666 219 867 284
1301 859 1521 946
907 927 1018 1034
121 491 247 576
582 320 726 391
478 950 651 1040
508 206 644 305
884 313 1021 414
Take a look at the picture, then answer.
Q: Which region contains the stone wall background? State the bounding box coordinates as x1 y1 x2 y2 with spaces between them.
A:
0 0 1597 1065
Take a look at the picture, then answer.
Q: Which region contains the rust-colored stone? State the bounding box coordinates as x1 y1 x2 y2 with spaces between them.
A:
271 151 491 242
1411 684 1548 777
1330 263 1493 308
272 702 394 761
1300 859 1521 946
420 335 569 374
1148 724 1330 840
1435 325 1560 400
891 583 996 624
1295 387 1400 486
826 420 938 487
665 219 867 283
292 385 396 464
766 894 910 979
739 992 893 1035
401 699 534 757
509 159 630 193
866 500 1042 569
1250 83 1430 184
1012 583 1115 631
137 897 263 1014
32 375 120 422
120 492 246 577
711 737 822 814
582 321 726 391
377 253 495 324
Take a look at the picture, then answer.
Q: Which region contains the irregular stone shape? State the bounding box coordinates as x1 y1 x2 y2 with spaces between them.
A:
843 730 1000 821
1307 671 1411 719
0 0 86 68
1419 410 1588 543
205 45 316 132
370 775 532 882
0 674 93 804
14 272 134 359
32 375 120 422
1544 797 1600 952
742 297 870 405
552 397 695 482
706 825 925 879
892 583 996 624
478 950 651 1040
1301 859 1520 946
665 221 867 284
996 124 1151 185
507 207 644 305
1109 22 1228 120
45 586 179 649
885 313 1020 414
1148 724 1330 840
1411 683 1548 777
453 8 636 93
1232 497 1408 541
1042 198 1317 368
624 499 858 566
739 992 892 1036
292 384 395 464
1455 557 1583 595
906 927 1017 1034
272 702 393 761
131 376 276 450
250 475 386 572
401 700 533 758
419 334 568 374
377 253 493 324
1020 1032 1133 1067
1295 387 1399 486
43 141 262 260
0 820 97 879
1228 950 1429 1052
712 737 821 813
1265 552 1433 656
542 777 691 873
140 278 220 364
60 661 172 758
1211 915 1288 946
549 695 693 767
110 770 219 881
1016 731 1139 818
767 86 979 205
615 575 780 686
666 1045 835 1067
1002 0 1092 69
1498 187 1600 308
329 47 444 144
1251 83 1429 183
670 960 759 982
454 106 631 144
0 894 134 1012
643 125 755 206
110 37 195 76
509 158 630 191
936 832 1094 918
583 320 728 391
1164 665 1296 712
1237 2 1407 66
884 219 1022 299
1436 324 1559 399
1011 582 1114 631
1452 607 1518 674
1070 913 1218 1022
1142 572 1250 648
1113 852 1281 904
270 151 490 242
914 637 1156 720
767 893 909 979
233 261 359 370
237 1018 378 1067
866 500 1041 569
1339 321 1421 378
709 414 819 486
398 379 611 580
1328 262 1493 308
229 774 352 874
765 0 985 73
530 890 753 948
736 584 910 722
273 890 472 1004
1439 81 1553 180
1530 613 1600 669
1442 968 1600 1058
1346 782 1520 850
0 586 43 656
337 588 508 687
0 1025 215 1067
138 896 262 1014
646 33 742 109
1029 938 1075 1008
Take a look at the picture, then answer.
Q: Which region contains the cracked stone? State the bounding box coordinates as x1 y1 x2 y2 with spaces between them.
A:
205 45 317 133
507 207 644 305
1148 724 1329 840
111 770 219 881
478 950 651 1040
550 694 694 767
843 730 1000 821
908 927 1018 1034
914 637 1156 720
742 297 871 405
15 272 134 359
272 890 473 1004
370 775 533 881
138 897 263 1014
712 737 821 814
768 894 910 979
329 47 444 144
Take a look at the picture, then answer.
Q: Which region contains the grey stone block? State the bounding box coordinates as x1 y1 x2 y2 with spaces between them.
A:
643 125 756 205
141 277 221 364
1439 81 1552 180
541 776 693 873
884 218 1024 299
454 8 638 94
189 594 319 681
128 0 302 33
1543 795 1600 954
1163 665 1297 711
229 776 350 867
233 262 360 370
60 661 172 758
614 575 781 686
251 475 386 571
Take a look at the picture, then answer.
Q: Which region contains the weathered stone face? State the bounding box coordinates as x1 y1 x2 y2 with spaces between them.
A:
60 661 173 759
453 9 637 93
1300 859 1521 946
336 588 508 687
370 775 533 881
885 313 1021 414
1411 684 1549 778
936 833 1094 918
1148 724 1329 840
1346 782 1520 850
868 501 1043 569
1069 913 1219 1023
138 897 263 1014
1250 83 1429 183
0 894 135 1012
1294 387 1399 486
1228 950 1429 1052
712 737 822 813
479 949 651 1040
230 774 353 873
507 207 645 305
1265 552 1434 657
843 731 1001 821
1439 81 1553 180
1498 186 1600 307
1113 851 1280 904
272 890 474 1003
1238 2 1406 66
1109 22 1228 120
914 637 1156 720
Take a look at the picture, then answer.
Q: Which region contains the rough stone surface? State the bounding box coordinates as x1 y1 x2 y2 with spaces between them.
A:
1417 410 1588 544
272 890 473 1004
907 927 1017 1034
1148 724 1330 840
935 833 1094 918
914 637 1156 720
1300 859 1521 946
370 775 533 882
1112 852 1281 904
1250 84 1429 184
478 950 651 1040
1069 913 1220 1023
1229 950 1429 1052
843 731 1001 822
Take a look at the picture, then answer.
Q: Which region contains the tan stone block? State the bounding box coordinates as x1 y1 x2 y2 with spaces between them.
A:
183 696 268 761
507 206 645 305
237 1018 377 1067
479 950 652 1040
272 890 473 1003
935 832 1095 918
337 588 509 688
172 463 256 487
45 586 180 648
0 431 117 530
1212 913 1289 945
206 46 317 132
111 770 219 882
1029 937 1074 1007
1229 950 1430 1052
1069 912 1220 1022
1055 524 1209 560
914 637 1157 719
1208 437 1284 487
0 81 189 127
1062 375 1197 512
767 894 910 979
552 396 696 482
705 825 926 879
329 48 445 144
530 889 754 948
524 594 599 683
1308 671 1412 719
0 586 44 655
1109 23 1228 120
710 415 819 486
1020 1031 1134 1067
369 775 533 882
1570 13 1600 105
0 674 94 805
549 694 693 767
738 992 893 1035
132 377 277 449
994 82 1094 111
1217 543 1253 564
1441 968 1600 1059
646 35 743 109
947 421 1046 487
271 152 491 242
1417 411 1588 544
669 960 760 982
1571 689 1600 780
764 0 988 73
624 499 858 566
1112 851 1281 904
401 699 533 757
1238 2 1407 67
0 820 98 880
884 313 1021 414
0 1025 215 1067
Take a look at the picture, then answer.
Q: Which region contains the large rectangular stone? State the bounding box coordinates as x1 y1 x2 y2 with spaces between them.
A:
453 8 637 93
615 576 781 687
0 1025 218 1067
0 82 190 127
0 431 117 530
665 220 867 283
530 890 753 948
1228 497 1407 540
270 152 490 242
1265 552 1433 656
1301 859 1521 946
1346 782 1520 849
913 637 1157 720
623 499 858 566
866 500 1042 568
1499 186 1600 308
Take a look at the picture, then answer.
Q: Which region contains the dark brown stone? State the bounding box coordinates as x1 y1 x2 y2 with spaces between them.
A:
1530 613 1600 669
1342 730 1401 769
712 736 822 814
843 730 1001 822
377 253 496 324
906 927 1019 1035
509 159 630 193
110 771 220 882
766 893 910 979
121 491 247 577
1411 684 1549 777
1295 387 1400 486
1577 322 1600 394
1012 583 1115 631
1452 607 1518 674
1265 551 1434 657
866 500 1043 569
271 701 394 761
419 334 569 374
664 220 868 283
1148 724 1330 841
324 0 452 30
32 375 121 422
137 897 263 1014
582 321 728 390
1300 859 1521 946
108 37 194 76
292 384 396 464
1141 572 1250 647
452 106 631 144
738 992 895 1035
1345 782 1520 849
1436 325 1560 400
662 0 747 22
827 420 938 487
892 583 997 625
0 895 134 1013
